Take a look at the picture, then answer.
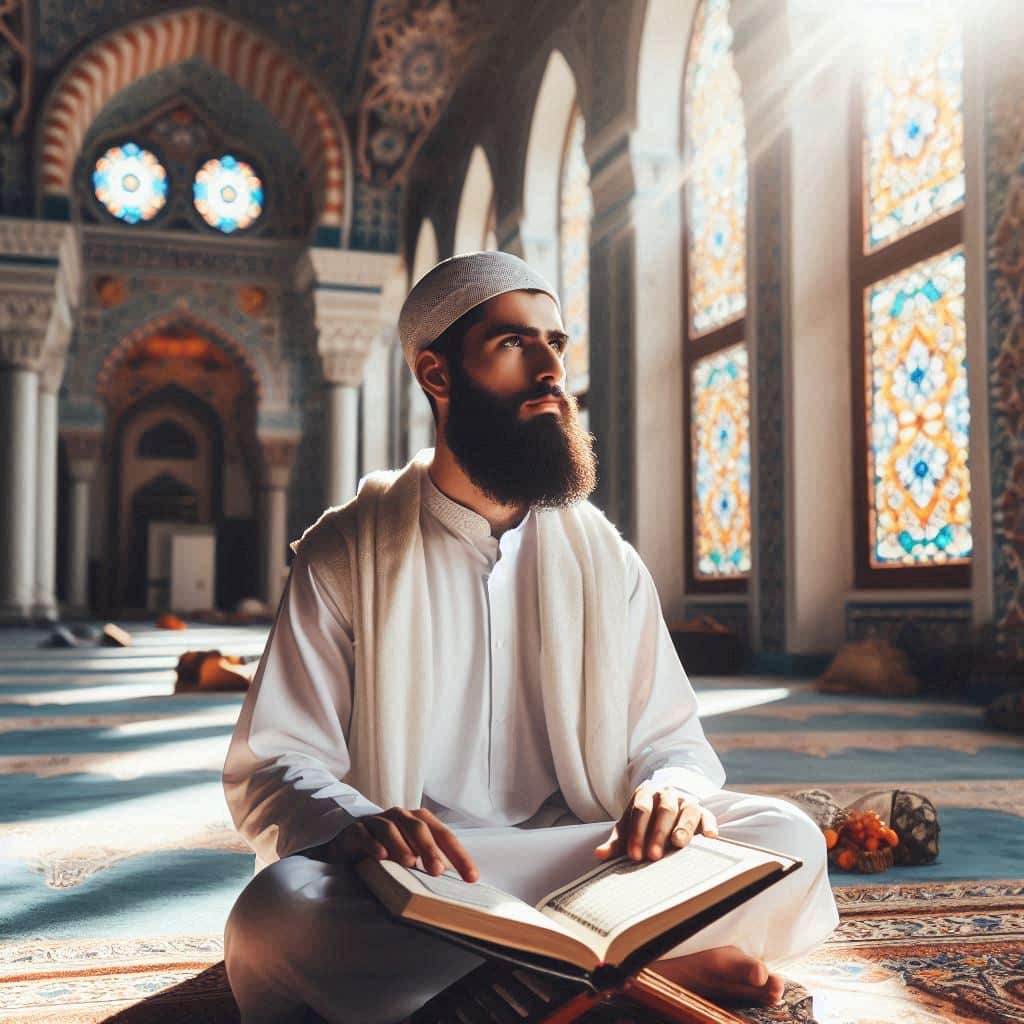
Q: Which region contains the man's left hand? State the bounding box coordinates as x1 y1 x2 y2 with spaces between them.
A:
594 781 718 862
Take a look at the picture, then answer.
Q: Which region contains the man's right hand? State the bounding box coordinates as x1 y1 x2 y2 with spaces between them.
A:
332 806 479 882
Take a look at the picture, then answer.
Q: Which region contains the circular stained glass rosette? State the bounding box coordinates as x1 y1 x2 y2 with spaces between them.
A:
92 143 168 224
193 155 263 233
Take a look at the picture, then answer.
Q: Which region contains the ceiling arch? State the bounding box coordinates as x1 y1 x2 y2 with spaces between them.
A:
37 6 348 235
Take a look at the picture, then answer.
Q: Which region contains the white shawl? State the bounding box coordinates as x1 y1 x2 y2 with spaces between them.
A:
295 450 632 823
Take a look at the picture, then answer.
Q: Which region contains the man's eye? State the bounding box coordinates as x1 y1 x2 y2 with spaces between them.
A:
501 336 522 348
552 338 568 353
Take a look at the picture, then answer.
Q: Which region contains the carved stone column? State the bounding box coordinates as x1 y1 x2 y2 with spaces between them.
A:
33 355 64 620
0 294 55 622
63 430 102 612
259 436 298 610
320 348 371 508
0 219 80 622
306 247 400 508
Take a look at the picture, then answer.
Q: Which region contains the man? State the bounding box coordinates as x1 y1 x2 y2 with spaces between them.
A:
223 252 838 1024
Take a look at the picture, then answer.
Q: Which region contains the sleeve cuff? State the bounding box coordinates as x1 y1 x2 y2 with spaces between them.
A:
644 765 723 802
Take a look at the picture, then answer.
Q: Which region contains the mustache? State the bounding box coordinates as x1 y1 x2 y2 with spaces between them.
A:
519 383 566 406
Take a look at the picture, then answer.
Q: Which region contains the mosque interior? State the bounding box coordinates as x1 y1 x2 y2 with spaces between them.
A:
0 0 1023 1021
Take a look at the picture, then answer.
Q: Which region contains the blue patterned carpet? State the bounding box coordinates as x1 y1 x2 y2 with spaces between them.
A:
0 630 1022 1022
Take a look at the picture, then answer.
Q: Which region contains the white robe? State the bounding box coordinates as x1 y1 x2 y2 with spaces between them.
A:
222 467 838 1023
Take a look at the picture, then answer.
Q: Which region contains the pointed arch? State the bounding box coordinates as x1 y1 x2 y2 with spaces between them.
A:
522 49 578 286
453 146 496 255
37 7 348 234
411 217 440 286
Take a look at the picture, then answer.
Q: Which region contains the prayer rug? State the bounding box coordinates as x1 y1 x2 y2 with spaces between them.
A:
3 883 1022 1022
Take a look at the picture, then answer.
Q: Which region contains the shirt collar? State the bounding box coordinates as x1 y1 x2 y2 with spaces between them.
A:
421 470 532 546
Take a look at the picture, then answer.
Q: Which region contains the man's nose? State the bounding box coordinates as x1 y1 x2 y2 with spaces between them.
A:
534 340 566 386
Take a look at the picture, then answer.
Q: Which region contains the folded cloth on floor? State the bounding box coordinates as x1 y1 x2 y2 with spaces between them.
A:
175 650 256 693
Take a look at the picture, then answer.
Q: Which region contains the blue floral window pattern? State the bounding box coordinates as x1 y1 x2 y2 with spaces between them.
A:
866 247 971 566
93 143 168 224
193 155 264 233
692 344 752 579
854 13 971 582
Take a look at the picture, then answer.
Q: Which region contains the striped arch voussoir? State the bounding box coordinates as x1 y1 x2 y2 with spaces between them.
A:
97 310 264 403
39 6 346 230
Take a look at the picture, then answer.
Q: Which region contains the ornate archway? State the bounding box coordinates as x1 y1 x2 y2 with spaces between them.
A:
38 6 348 237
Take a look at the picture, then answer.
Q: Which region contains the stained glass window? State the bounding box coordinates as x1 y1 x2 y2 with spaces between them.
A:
864 13 964 251
193 155 263 233
691 343 751 579
559 110 592 397
866 246 971 566
685 0 747 337
93 143 168 224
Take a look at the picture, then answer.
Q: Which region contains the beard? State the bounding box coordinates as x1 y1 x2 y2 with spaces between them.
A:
443 362 598 508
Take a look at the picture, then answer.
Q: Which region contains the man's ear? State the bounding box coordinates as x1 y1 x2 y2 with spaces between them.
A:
415 349 449 405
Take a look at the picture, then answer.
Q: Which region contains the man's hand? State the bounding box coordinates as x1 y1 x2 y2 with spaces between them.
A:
334 807 479 882
594 781 718 863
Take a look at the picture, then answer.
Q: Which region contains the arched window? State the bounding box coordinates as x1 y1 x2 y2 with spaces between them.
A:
558 106 592 416
454 146 496 255
683 0 750 589
851 10 969 587
483 191 498 250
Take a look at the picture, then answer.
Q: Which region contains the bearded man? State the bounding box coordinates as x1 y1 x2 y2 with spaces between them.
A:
222 252 838 1024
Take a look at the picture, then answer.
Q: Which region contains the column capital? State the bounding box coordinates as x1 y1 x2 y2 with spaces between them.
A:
61 429 102 481
0 290 56 370
258 433 299 489
315 288 384 388
320 347 374 388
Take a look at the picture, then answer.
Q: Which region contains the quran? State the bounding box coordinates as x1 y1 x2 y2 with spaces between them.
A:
357 835 800 978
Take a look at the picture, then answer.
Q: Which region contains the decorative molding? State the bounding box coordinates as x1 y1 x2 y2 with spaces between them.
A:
0 216 73 259
308 247 399 290
845 599 973 646
81 226 302 283
37 7 347 231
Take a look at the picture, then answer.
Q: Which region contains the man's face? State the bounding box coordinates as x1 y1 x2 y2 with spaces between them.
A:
440 290 597 508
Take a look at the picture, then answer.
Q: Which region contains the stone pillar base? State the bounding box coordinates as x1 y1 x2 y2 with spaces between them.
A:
31 601 59 623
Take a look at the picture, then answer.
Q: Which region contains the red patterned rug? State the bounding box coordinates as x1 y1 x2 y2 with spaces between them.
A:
2 882 1022 1023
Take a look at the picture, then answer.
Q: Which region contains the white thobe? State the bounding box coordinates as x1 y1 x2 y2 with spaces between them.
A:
223 477 838 1023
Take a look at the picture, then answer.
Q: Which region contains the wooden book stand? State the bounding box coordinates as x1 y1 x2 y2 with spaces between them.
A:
410 959 749 1023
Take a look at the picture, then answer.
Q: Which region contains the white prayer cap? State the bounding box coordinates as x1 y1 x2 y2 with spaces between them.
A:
398 251 560 372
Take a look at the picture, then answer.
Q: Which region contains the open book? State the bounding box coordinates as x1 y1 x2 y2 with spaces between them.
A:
357 835 800 977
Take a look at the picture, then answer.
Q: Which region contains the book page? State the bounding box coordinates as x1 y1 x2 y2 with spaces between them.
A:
369 861 591 954
539 838 740 940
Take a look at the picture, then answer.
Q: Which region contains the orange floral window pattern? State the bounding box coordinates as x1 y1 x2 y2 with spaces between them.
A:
865 246 971 566
559 110 591 397
691 343 751 579
864 13 965 251
685 0 747 337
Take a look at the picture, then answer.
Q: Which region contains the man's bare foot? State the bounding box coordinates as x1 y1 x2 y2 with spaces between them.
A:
654 945 785 1007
